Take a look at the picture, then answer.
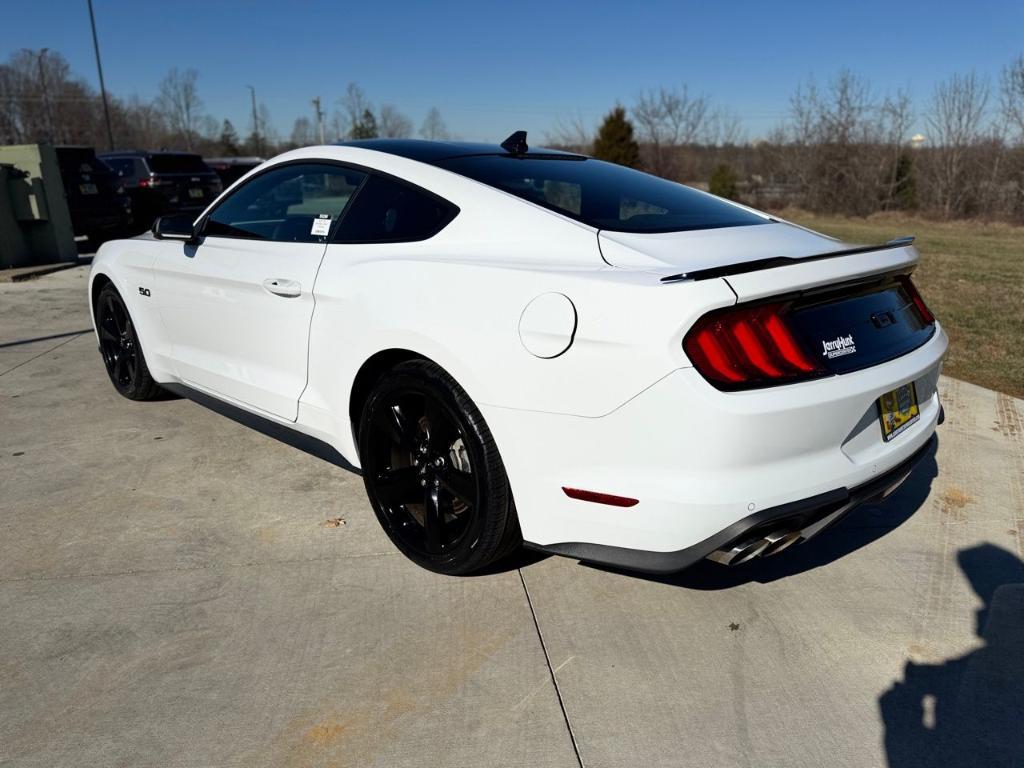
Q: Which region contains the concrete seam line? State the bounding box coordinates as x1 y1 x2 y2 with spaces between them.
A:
0 333 88 377
518 568 585 768
0 329 93 349
0 551 402 584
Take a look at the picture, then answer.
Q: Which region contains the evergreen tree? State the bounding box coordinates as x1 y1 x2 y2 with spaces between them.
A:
709 163 739 200
593 106 640 168
218 119 241 156
350 108 379 139
891 151 917 210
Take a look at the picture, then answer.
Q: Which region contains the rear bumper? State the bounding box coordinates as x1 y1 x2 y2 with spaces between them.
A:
526 432 936 573
484 324 947 568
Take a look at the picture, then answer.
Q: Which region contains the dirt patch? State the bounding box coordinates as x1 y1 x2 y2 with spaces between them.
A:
939 485 973 521
304 721 347 747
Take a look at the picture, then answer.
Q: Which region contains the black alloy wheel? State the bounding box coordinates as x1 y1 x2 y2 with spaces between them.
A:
359 360 520 574
95 284 161 400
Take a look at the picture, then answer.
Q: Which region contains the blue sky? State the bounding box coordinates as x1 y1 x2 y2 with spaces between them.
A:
3 0 1022 142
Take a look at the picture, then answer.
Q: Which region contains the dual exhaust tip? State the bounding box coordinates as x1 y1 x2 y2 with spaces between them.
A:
707 527 803 566
708 462 916 566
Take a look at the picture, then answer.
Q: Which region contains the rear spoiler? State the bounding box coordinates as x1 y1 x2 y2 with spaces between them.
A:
659 236 915 284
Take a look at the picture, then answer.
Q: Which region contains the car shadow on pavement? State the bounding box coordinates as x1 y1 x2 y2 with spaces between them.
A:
591 437 940 590
879 543 1024 767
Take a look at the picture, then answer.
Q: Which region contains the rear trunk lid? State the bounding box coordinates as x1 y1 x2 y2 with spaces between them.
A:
645 221 936 387
781 275 935 376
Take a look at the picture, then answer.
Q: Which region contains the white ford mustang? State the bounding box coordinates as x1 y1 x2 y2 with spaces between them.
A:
88 133 946 575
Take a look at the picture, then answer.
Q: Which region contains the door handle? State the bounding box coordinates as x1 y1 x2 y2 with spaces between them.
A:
262 278 301 298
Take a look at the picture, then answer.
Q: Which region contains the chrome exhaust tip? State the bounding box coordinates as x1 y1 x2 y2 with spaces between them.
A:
881 470 913 499
707 536 772 566
707 526 803 565
760 529 802 557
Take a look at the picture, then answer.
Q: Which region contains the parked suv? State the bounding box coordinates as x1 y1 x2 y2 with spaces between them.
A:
54 146 133 247
100 151 222 233
203 156 264 188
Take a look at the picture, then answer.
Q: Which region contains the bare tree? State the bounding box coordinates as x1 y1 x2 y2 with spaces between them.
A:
255 103 277 150
707 107 745 146
632 86 711 178
0 62 20 143
291 116 313 147
999 55 1024 220
926 72 990 217
156 67 203 151
546 113 592 153
337 82 372 140
114 95 167 150
420 106 450 140
0 49 103 145
780 71 898 214
1001 55 1024 143
378 104 413 138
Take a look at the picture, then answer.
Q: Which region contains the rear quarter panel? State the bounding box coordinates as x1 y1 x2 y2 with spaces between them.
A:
302 232 736 462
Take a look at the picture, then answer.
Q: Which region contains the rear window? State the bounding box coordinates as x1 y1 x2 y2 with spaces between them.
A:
333 174 457 243
146 154 211 174
104 158 134 177
437 156 765 234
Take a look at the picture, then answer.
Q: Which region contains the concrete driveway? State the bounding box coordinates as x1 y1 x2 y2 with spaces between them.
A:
2 267 1022 768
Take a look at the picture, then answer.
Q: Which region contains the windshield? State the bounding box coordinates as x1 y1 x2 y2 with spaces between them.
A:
437 155 766 234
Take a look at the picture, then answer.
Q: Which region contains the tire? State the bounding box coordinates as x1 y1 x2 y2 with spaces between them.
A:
358 359 521 575
95 283 163 401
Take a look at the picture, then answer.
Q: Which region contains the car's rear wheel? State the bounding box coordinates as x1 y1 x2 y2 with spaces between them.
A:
95 284 162 401
358 360 521 575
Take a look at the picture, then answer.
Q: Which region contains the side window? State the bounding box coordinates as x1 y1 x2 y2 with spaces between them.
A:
202 163 366 243
332 174 457 243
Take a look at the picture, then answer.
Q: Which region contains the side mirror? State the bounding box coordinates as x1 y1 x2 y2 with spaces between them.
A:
152 214 198 243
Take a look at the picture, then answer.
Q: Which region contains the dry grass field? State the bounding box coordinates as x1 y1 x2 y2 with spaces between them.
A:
777 210 1024 398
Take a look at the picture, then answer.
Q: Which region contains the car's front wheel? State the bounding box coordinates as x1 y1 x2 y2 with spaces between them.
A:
358 360 521 575
95 283 162 401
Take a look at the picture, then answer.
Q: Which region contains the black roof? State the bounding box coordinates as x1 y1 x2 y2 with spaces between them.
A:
336 139 584 164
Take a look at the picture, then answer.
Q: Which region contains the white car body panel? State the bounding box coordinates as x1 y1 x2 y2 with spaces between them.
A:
484 329 945 551
151 236 326 421
88 143 946 568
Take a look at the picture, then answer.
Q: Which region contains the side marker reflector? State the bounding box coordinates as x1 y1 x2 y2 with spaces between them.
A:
562 487 639 507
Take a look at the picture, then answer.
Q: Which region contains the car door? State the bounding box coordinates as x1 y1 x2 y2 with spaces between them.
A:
152 162 366 421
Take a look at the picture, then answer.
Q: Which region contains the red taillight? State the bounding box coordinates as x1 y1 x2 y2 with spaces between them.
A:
899 276 934 325
683 302 825 390
562 487 639 507
138 176 163 188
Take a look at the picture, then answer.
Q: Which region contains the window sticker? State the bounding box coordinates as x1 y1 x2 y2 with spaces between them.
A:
311 215 332 237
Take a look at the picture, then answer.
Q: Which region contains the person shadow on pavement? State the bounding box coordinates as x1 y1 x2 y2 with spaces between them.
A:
879 543 1024 768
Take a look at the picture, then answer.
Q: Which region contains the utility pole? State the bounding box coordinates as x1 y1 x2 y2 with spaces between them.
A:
312 96 325 145
87 0 115 150
246 85 261 156
25 48 55 143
